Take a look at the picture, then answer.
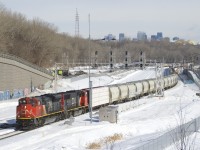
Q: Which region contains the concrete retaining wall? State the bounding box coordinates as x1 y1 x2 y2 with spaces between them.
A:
0 54 53 100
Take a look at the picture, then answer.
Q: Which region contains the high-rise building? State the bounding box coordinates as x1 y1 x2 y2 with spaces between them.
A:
151 35 157 41
119 33 125 42
104 34 116 41
137 31 147 41
157 32 163 40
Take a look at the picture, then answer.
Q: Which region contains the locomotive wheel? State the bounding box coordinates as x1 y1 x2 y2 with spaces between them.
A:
58 113 63 120
82 107 86 114
39 118 45 126
61 112 67 119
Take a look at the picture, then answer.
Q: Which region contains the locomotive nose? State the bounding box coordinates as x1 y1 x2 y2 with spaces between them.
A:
18 105 32 118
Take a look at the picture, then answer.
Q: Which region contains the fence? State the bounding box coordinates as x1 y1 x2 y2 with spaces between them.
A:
134 116 200 150
133 70 200 150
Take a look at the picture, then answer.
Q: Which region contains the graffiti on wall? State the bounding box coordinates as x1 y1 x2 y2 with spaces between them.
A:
0 87 34 101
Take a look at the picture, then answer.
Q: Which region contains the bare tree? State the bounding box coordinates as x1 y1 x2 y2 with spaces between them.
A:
170 98 197 150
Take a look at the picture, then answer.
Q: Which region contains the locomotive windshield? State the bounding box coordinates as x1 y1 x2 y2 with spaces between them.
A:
19 98 26 104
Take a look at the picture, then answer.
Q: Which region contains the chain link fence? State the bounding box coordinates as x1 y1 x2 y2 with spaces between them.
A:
133 116 200 150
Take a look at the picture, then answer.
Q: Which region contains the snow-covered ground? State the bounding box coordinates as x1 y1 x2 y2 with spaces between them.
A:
1 68 200 150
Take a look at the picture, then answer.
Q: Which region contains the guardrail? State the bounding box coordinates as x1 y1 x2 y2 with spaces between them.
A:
0 53 52 75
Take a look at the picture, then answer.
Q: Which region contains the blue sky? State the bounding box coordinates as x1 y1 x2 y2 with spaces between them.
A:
0 0 200 42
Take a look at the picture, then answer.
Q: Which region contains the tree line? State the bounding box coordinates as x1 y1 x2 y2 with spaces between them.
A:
0 6 200 68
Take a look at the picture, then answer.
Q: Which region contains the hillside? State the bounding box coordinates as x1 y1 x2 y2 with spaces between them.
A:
0 6 200 68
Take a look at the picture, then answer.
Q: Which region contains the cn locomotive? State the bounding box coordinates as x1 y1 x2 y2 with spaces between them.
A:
16 74 178 129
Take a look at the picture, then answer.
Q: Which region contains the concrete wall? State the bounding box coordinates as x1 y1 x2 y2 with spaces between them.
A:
0 54 53 100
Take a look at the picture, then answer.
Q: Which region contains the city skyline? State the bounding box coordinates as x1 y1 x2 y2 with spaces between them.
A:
0 0 200 42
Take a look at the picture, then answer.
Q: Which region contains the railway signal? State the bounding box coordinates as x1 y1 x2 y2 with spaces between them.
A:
110 51 113 72
125 51 128 69
139 50 146 70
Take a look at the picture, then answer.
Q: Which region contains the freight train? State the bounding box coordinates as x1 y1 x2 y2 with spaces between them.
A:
16 74 178 129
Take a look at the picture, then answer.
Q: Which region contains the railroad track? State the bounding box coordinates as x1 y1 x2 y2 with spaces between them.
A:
0 130 24 140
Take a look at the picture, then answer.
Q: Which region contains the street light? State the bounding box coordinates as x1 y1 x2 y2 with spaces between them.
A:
88 14 92 124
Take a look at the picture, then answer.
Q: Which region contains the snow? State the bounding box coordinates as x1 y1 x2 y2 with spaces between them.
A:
1 68 200 150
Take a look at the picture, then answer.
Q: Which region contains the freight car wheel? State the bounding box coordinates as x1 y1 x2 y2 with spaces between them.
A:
68 111 73 118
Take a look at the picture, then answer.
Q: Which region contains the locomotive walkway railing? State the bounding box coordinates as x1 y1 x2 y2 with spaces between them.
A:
0 53 52 76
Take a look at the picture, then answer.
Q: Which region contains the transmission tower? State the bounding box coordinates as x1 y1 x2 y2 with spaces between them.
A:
75 8 79 37
155 62 164 97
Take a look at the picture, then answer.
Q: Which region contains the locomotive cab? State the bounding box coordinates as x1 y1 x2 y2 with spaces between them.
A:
16 97 43 129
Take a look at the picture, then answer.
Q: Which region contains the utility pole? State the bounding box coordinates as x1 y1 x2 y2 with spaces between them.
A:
88 14 92 123
54 63 58 93
94 51 98 68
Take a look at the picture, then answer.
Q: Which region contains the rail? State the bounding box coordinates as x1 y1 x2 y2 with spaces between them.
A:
0 53 52 76
0 130 24 140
